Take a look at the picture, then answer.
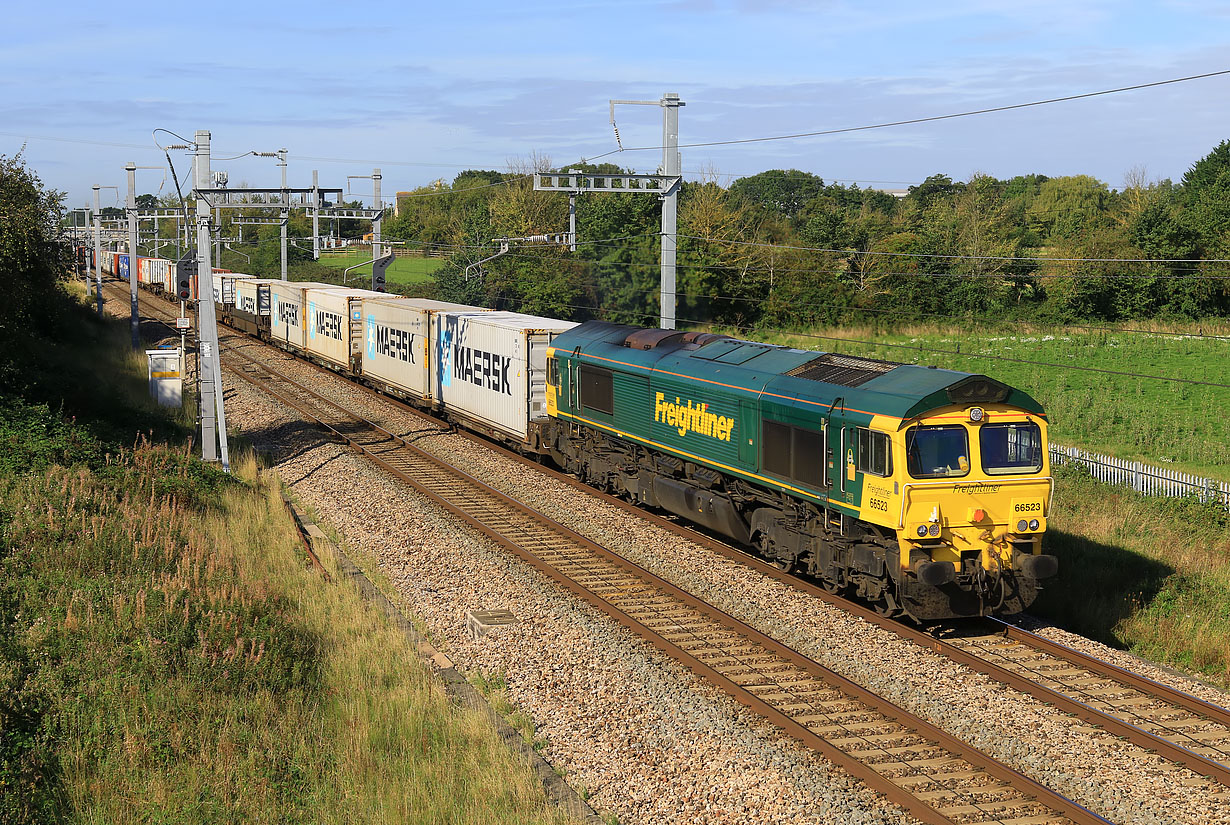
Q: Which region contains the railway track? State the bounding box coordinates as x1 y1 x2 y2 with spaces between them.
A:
217 340 1105 825
111 280 1230 820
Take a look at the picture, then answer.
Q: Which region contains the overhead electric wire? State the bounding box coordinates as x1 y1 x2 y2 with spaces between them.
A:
606 69 1230 154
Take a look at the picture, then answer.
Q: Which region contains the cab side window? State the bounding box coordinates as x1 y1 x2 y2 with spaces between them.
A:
856 428 892 477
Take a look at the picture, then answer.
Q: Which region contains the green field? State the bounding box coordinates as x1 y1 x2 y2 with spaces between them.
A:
317 250 443 284
744 322 1230 480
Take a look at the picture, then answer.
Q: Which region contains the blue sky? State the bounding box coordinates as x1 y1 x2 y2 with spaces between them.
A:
5 0 1230 209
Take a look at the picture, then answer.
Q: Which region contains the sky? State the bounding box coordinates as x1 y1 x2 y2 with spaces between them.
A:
5 0 1230 211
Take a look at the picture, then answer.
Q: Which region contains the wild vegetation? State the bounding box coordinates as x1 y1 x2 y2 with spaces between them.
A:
3 153 568 824
1041 466 1230 686
380 142 1230 329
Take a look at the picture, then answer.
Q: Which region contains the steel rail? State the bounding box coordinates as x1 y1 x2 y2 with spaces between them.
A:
216 346 1109 825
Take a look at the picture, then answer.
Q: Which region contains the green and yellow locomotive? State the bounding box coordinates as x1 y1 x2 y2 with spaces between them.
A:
544 322 1057 622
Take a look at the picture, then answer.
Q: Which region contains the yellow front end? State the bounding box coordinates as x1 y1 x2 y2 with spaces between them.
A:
889 404 1055 618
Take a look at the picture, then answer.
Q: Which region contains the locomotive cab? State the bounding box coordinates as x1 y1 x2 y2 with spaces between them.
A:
880 403 1057 618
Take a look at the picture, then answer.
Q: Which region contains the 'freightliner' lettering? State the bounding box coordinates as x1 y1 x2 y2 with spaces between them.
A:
654 392 735 442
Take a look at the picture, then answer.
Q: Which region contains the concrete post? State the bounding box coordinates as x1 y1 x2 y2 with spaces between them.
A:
279 149 288 281
126 162 140 348
92 185 103 316
311 169 320 260
373 167 382 263
660 93 683 330
193 130 230 471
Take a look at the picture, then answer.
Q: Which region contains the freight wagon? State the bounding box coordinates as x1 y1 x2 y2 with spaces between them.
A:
432 311 577 447
303 288 393 371
269 281 335 352
212 272 253 306
226 278 282 336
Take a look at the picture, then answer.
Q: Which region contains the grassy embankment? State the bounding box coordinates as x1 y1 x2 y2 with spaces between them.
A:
0 294 568 824
749 321 1230 686
750 321 1230 480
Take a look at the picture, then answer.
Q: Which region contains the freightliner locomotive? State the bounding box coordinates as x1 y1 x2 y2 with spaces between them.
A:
544 323 1057 621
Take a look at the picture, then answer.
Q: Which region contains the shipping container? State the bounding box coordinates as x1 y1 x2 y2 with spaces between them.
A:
118 253 130 281
233 278 279 318
268 281 338 352
138 257 172 291
431 311 577 443
304 287 393 370
212 272 253 306
358 297 490 402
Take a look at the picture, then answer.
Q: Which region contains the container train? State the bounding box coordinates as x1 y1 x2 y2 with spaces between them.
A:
114 252 1059 622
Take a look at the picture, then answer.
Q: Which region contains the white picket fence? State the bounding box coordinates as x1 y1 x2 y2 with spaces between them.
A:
1049 445 1230 510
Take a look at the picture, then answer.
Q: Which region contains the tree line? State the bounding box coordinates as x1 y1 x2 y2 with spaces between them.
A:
382 140 1230 330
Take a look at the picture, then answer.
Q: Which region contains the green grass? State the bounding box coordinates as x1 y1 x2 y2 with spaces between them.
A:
745 321 1230 479
1038 465 1230 685
316 251 443 285
0 293 571 825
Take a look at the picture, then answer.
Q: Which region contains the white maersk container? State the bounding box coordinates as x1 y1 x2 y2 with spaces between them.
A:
431 311 577 444
304 287 394 370
359 298 490 403
212 272 253 305
269 281 335 352
233 278 280 318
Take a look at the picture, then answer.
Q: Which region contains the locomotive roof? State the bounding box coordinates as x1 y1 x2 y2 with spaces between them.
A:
552 321 1045 422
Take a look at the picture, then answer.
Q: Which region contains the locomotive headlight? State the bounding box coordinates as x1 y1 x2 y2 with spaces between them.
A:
968 406 985 423
916 525 929 538
928 523 941 537
1017 519 1028 532
1029 519 1040 531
